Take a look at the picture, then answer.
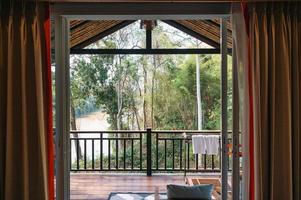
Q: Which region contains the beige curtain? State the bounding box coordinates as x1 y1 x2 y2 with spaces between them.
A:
249 3 301 200
0 2 51 200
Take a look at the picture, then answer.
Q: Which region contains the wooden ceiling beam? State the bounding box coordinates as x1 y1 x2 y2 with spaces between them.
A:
70 48 231 55
72 20 136 49
51 2 231 16
162 20 220 48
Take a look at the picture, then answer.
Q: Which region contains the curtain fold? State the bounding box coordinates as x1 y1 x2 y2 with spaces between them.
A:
231 3 250 200
0 2 53 200
248 3 301 200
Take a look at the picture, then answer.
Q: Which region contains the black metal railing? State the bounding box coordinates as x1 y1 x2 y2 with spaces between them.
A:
69 129 225 175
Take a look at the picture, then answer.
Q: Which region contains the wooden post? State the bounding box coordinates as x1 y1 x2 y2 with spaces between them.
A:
55 15 70 200
220 18 228 200
146 128 152 176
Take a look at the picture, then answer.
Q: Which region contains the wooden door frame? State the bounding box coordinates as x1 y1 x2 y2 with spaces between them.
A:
52 2 237 199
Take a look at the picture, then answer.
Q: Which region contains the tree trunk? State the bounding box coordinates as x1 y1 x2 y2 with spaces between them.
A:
117 55 123 131
71 102 83 160
142 56 150 129
151 55 157 129
117 80 122 130
196 54 203 130
133 104 141 130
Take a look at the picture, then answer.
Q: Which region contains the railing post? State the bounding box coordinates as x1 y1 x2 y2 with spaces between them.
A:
146 128 152 176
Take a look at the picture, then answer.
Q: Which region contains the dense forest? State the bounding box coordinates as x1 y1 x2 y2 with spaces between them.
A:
70 21 232 131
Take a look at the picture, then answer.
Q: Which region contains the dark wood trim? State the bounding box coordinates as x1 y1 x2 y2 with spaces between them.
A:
162 20 220 48
52 2 231 16
146 128 152 176
72 20 136 49
146 29 152 50
70 48 232 55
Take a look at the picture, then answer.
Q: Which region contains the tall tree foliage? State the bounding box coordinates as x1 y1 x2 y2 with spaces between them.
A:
70 21 232 131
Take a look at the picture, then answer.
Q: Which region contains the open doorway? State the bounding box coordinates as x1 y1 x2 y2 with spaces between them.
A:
52 3 240 200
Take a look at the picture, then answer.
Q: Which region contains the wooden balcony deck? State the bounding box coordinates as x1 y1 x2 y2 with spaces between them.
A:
69 174 220 200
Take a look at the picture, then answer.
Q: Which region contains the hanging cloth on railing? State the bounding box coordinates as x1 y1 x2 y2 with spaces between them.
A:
206 135 219 155
192 135 219 155
192 135 207 154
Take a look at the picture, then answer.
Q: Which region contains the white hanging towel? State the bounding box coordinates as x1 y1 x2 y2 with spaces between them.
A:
192 135 207 154
206 135 220 155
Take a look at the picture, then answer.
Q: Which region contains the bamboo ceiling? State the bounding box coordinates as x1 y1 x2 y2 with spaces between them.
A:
175 19 232 48
70 20 124 48
53 19 232 49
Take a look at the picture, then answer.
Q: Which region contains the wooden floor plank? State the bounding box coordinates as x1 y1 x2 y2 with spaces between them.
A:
64 174 220 199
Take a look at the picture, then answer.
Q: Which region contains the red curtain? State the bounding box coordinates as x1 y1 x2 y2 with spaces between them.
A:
44 3 55 200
